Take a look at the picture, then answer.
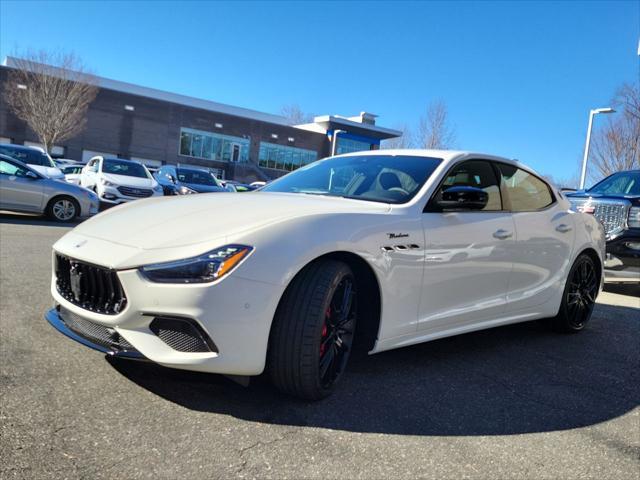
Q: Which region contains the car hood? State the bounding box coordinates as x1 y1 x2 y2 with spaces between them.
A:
30 165 64 179
183 182 226 193
68 192 390 251
103 173 156 188
567 191 640 200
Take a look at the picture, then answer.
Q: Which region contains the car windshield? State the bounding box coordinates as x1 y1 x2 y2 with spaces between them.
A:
177 168 219 186
0 146 55 167
102 159 149 178
261 154 442 204
588 171 640 196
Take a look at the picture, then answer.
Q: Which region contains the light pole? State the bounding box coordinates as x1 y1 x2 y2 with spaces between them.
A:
579 107 615 189
331 129 345 157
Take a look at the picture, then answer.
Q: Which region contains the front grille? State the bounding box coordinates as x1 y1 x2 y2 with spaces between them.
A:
117 186 153 198
59 307 137 352
55 254 127 315
569 198 630 238
149 317 217 353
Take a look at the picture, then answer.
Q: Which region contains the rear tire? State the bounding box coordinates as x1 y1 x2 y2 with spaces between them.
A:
46 196 79 222
268 260 357 400
549 253 599 333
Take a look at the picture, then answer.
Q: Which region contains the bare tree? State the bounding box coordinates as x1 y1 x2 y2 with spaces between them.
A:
381 123 414 149
281 104 314 125
416 100 456 149
3 50 98 153
589 82 640 181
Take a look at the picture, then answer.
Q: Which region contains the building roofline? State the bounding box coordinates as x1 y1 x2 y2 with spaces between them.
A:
2 56 291 126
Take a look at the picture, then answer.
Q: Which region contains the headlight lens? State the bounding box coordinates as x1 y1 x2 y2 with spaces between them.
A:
629 207 640 228
178 185 196 195
140 245 253 283
101 179 117 187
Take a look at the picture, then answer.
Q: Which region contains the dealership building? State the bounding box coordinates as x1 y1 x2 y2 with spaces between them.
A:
0 57 400 182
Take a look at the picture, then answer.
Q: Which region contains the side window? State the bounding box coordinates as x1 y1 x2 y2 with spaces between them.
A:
430 160 502 211
0 160 28 177
497 164 555 212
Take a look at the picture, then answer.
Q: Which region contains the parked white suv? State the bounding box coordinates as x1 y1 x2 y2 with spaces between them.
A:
80 156 163 204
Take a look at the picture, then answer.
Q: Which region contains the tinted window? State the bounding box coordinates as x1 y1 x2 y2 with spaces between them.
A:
0 159 30 177
176 168 219 186
0 146 54 167
262 155 442 204
102 159 149 178
588 171 640 196
497 164 554 211
431 160 502 211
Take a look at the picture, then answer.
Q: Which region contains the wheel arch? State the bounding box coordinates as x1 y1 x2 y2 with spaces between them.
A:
268 250 383 355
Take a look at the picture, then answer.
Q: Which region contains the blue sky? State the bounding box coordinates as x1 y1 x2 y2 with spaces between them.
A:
0 0 637 182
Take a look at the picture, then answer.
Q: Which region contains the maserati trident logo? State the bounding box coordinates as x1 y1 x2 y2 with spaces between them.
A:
69 263 83 302
387 233 409 239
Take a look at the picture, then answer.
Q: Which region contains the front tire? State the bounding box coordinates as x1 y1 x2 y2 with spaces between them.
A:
549 253 599 333
268 260 357 400
46 196 79 222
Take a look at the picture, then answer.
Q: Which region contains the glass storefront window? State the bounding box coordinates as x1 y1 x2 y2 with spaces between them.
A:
179 128 250 162
336 137 372 155
258 142 318 172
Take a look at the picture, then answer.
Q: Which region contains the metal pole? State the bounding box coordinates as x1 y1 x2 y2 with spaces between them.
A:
331 130 344 157
579 110 595 190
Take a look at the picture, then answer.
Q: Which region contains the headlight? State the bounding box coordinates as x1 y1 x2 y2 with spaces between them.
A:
629 207 640 228
101 179 117 187
178 185 196 195
140 245 253 283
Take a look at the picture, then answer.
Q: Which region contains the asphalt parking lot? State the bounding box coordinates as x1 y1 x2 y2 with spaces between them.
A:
1 213 639 480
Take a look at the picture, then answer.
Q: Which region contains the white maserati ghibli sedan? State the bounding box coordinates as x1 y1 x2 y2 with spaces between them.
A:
46 150 605 400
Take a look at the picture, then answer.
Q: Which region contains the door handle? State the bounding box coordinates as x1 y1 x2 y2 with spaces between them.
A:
493 229 513 240
556 224 572 233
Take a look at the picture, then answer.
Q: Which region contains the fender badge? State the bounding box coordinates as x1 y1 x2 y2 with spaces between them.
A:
387 233 409 239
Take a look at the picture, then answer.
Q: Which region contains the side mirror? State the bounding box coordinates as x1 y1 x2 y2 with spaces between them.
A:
25 171 40 180
437 186 488 210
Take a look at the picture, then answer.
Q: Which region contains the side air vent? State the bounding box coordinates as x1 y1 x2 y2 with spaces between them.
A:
149 317 217 353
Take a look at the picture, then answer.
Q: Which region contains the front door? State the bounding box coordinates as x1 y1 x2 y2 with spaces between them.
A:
419 159 515 332
0 159 45 212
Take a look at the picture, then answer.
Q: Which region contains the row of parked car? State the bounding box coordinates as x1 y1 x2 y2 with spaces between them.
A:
0 143 265 222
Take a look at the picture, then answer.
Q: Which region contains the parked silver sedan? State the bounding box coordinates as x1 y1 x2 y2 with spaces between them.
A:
0 154 99 222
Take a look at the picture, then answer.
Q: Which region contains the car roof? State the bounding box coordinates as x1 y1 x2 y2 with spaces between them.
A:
337 148 514 164
0 143 46 153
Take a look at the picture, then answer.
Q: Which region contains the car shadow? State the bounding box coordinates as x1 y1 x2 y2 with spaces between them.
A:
0 212 83 227
108 303 639 436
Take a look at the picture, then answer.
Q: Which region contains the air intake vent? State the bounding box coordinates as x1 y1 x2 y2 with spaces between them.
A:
149 317 217 353
59 307 137 352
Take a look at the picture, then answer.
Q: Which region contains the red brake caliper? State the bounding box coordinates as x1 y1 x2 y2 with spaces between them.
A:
320 307 330 355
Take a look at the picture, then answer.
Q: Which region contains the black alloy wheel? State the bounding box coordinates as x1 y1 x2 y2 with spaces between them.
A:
319 276 357 388
550 253 599 332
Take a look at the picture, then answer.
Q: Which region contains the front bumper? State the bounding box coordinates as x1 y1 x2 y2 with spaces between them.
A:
48 259 284 376
604 230 640 283
45 307 145 359
98 185 162 205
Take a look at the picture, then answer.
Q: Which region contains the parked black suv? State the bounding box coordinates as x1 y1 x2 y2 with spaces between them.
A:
154 165 226 195
566 170 640 283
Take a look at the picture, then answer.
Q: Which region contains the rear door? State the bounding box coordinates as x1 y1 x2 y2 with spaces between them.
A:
495 163 575 312
419 159 516 332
